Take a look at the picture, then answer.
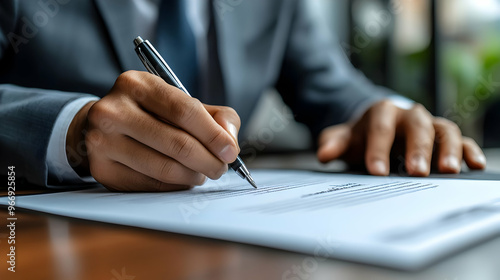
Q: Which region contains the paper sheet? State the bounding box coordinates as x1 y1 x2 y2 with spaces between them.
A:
3 170 500 270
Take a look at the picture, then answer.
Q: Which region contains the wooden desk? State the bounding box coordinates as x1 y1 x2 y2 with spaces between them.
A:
1 150 500 280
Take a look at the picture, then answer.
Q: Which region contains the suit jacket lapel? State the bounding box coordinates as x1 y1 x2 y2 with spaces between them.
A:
93 0 146 72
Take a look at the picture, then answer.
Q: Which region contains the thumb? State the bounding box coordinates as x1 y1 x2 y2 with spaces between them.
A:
204 104 241 148
317 124 352 163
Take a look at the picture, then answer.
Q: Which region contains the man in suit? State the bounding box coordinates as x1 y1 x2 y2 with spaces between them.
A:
0 0 486 191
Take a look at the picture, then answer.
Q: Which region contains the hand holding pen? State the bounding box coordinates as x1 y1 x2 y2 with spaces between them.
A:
134 36 257 188
66 45 252 192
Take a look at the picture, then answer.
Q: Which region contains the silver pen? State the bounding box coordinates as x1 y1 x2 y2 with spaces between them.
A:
133 36 257 189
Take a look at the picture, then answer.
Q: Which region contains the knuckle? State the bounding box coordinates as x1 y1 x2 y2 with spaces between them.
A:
206 128 228 147
434 117 458 129
462 136 477 146
413 140 434 154
369 121 393 135
411 116 433 130
221 106 237 115
157 160 175 181
168 134 195 159
116 71 141 86
409 103 432 118
433 116 449 125
115 71 146 99
445 120 461 134
436 119 461 142
411 103 427 113
378 99 395 108
221 106 241 125
169 98 202 125
368 100 392 113
88 101 123 134
88 100 122 124
140 174 180 192
87 101 107 125
367 100 395 116
152 178 168 191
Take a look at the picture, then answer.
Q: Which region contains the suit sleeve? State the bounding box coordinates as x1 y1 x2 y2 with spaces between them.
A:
275 0 396 139
0 85 94 186
0 1 94 187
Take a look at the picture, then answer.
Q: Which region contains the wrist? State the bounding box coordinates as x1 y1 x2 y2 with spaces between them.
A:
66 101 96 176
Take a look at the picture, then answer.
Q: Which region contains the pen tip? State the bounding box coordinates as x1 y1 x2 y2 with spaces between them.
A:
247 176 258 189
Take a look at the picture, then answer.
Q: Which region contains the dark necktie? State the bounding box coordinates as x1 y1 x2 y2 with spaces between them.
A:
156 0 199 97
205 0 226 105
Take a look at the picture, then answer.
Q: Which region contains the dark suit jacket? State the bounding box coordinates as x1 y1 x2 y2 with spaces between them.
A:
0 0 392 186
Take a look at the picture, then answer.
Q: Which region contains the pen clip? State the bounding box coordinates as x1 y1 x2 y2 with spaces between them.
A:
134 37 191 97
136 47 160 77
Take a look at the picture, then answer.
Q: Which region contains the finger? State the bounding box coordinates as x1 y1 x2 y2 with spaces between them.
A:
163 97 239 164
433 118 462 174
463 137 487 170
316 124 352 163
115 109 228 180
144 82 238 163
115 71 239 164
86 135 192 192
107 135 208 186
404 105 435 176
205 105 241 146
364 100 398 176
95 161 193 192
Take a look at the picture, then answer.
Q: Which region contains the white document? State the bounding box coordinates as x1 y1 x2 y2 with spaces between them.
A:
3 170 500 270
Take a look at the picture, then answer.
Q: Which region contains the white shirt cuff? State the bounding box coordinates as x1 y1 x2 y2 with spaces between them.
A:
46 97 99 187
389 94 415 110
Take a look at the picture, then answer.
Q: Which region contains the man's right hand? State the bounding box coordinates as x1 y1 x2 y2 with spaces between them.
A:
66 71 241 191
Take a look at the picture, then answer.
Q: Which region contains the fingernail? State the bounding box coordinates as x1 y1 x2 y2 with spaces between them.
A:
373 160 388 175
219 145 238 163
227 123 238 142
444 156 460 172
475 154 487 165
221 164 228 175
322 140 336 150
411 155 428 174
201 176 208 185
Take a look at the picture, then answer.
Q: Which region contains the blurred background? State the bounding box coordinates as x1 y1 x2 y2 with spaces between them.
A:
243 0 500 154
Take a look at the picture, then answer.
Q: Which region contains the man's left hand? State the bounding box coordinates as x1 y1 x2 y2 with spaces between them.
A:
317 100 486 176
